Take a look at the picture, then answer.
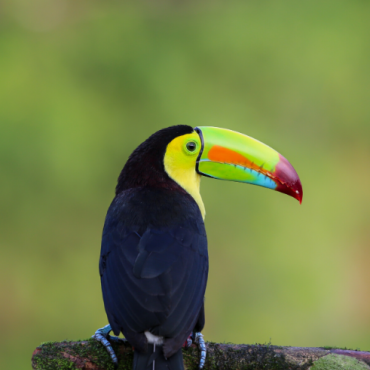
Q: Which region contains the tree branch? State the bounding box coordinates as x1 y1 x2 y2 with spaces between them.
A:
32 338 370 370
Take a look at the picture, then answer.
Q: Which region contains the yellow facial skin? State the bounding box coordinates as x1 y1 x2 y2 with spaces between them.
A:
164 132 205 219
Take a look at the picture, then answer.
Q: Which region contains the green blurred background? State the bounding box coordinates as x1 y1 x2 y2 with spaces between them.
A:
1 0 370 368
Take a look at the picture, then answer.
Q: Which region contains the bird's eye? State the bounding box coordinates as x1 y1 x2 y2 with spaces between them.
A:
186 141 197 152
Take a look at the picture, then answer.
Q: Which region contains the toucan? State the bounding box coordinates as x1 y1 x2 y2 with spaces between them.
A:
93 125 302 370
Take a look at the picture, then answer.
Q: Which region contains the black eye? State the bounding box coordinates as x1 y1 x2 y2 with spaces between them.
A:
186 141 197 152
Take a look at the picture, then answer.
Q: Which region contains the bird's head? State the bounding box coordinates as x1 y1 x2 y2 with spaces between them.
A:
117 125 302 217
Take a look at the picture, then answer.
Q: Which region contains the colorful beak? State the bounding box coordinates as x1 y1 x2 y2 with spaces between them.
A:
195 126 303 203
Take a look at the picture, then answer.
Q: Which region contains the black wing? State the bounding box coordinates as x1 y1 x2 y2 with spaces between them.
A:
99 203 208 356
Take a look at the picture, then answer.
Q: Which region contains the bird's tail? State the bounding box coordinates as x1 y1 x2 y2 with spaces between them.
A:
133 344 184 370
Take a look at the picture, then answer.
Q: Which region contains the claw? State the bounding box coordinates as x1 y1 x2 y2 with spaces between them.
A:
194 332 206 369
183 334 193 348
92 324 126 366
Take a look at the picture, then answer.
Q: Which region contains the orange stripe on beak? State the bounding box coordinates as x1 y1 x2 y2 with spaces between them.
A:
208 145 273 178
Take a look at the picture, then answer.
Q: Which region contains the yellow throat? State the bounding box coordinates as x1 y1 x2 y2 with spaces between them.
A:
163 132 206 219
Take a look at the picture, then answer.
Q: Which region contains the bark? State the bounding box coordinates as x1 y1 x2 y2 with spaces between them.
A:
32 338 370 370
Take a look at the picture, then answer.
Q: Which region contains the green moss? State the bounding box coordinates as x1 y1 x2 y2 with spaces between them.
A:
311 354 370 370
182 346 199 370
191 342 313 370
32 342 77 370
38 340 361 370
32 339 134 370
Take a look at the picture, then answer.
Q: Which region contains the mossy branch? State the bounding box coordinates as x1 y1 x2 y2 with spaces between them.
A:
32 338 370 370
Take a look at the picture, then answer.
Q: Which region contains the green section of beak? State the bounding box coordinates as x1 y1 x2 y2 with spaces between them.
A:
195 126 280 188
195 126 303 202
197 126 280 173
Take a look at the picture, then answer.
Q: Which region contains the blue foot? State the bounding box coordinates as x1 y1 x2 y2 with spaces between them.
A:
194 332 206 369
92 324 126 366
187 332 206 369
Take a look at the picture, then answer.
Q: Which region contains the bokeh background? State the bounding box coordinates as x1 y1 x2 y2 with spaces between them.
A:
1 0 370 368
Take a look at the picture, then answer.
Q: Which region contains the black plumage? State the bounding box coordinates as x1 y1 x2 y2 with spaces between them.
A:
99 126 208 367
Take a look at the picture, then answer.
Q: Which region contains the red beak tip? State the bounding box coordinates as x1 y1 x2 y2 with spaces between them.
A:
295 187 303 204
